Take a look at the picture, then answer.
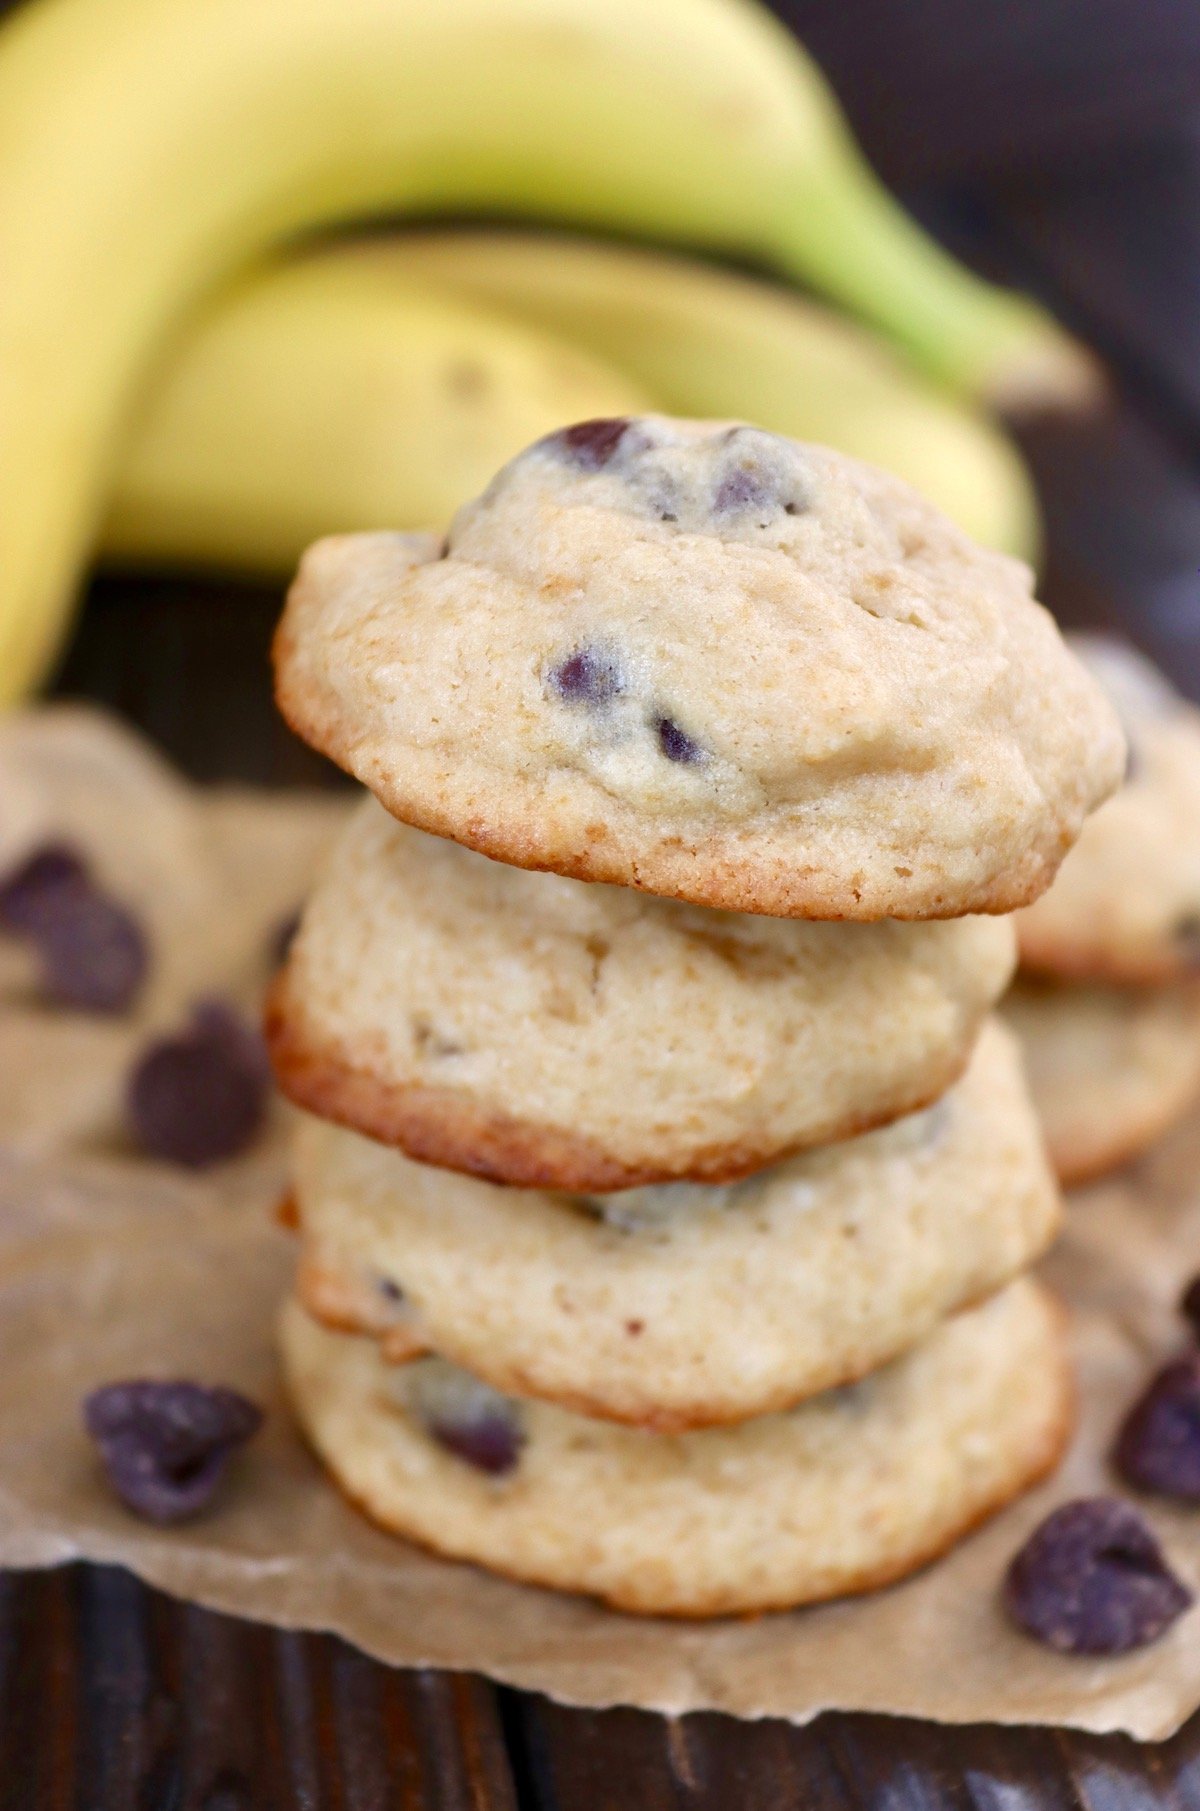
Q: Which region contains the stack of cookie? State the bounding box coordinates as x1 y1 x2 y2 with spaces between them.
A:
267 417 1123 1615
1005 636 1200 1186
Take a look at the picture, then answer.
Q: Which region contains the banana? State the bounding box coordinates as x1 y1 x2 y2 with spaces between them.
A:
104 236 1039 572
103 263 648 574
344 232 1042 559
0 0 1089 701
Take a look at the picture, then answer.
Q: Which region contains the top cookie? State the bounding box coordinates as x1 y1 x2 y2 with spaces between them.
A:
275 417 1124 919
1017 637 1200 982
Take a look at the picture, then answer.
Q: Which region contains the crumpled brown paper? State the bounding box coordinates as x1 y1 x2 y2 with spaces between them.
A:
2 705 1200 1739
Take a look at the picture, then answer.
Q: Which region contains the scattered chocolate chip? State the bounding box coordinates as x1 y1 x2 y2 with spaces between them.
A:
0 842 149 1013
36 888 148 1013
1173 914 1200 966
550 417 632 471
377 1277 404 1305
127 1000 270 1168
1004 1497 1192 1654
84 1380 262 1523
0 843 88 931
548 647 623 706
270 909 302 968
655 717 703 764
1115 1355 1200 1500
1181 1275 1200 1340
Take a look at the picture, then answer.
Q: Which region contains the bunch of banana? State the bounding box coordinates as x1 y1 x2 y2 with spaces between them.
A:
105 234 1039 575
0 0 1091 701
104 263 650 574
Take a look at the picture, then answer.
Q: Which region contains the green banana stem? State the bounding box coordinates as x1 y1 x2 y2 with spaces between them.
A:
772 136 1097 412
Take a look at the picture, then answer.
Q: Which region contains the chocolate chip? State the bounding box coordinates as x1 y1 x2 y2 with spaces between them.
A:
127 1000 270 1168
1004 1497 1191 1654
411 1366 524 1477
270 909 302 968
714 463 776 516
1115 1355 1200 1500
428 1405 523 1476
0 843 88 931
84 1380 262 1523
377 1277 404 1305
0 842 148 1012
655 717 703 764
36 888 148 1013
548 647 623 706
1181 1275 1200 1340
550 417 632 471
1173 914 1200 966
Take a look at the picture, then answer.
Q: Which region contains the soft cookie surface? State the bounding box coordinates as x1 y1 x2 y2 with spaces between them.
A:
1003 977 1200 1186
289 1021 1060 1428
1017 636 1200 983
275 420 1123 919
280 1279 1071 1617
269 796 1015 1189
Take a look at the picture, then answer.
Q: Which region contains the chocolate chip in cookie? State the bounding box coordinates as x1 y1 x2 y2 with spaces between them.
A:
655 717 704 765
410 1365 524 1476
548 646 623 706
550 417 633 471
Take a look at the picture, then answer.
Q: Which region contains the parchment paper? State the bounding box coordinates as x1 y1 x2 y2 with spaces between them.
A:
2 706 1200 1739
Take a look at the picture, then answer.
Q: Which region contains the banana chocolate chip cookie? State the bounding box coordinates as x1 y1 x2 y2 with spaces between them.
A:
1003 977 1200 1186
274 419 1123 919
1017 636 1200 984
280 1278 1071 1616
288 1021 1060 1429
268 796 1015 1190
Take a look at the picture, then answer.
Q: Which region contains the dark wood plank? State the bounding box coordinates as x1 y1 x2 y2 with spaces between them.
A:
518 1694 1200 1811
0 1570 78 1811
513 1695 864 1809
0 1567 520 1811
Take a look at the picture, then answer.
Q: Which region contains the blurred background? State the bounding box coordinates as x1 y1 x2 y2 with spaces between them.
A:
784 0 1200 687
1 0 1197 772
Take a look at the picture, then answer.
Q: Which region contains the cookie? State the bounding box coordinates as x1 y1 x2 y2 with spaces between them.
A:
1003 977 1200 1186
280 1277 1071 1617
268 796 1016 1190
1017 637 1200 984
274 419 1123 920
288 1020 1060 1428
